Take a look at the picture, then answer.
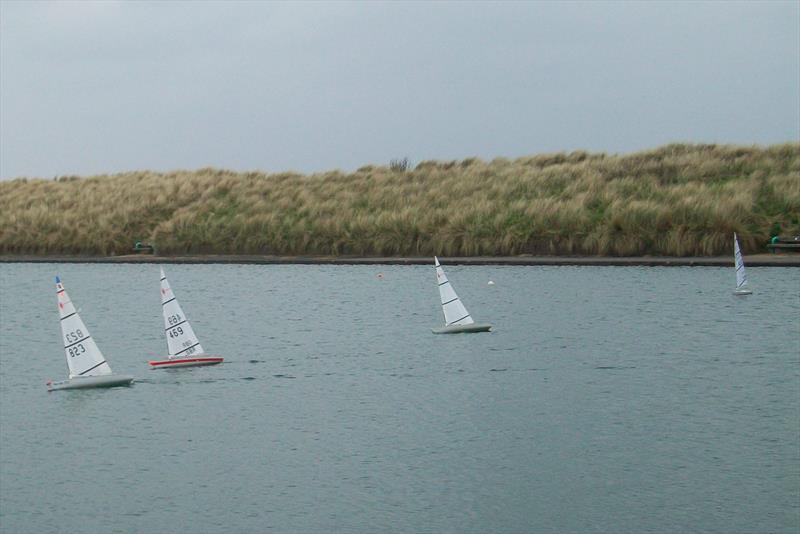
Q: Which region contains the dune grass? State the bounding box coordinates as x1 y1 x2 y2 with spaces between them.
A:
1 143 798 257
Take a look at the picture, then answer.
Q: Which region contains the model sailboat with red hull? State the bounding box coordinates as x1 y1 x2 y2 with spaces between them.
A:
148 268 224 369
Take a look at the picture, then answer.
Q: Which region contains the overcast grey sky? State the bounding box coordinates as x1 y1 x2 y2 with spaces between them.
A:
1 0 798 179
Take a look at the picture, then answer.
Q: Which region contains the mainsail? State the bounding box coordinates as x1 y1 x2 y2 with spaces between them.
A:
435 257 475 327
734 232 748 289
160 268 205 359
56 276 113 378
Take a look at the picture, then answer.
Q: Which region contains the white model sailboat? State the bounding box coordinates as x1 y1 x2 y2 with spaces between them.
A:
733 232 753 296
47 276 134 391
431 257 492 334
148 268 223 369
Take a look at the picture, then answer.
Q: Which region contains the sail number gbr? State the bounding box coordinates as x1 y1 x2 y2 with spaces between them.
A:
65 329 84 343
166 314 185 338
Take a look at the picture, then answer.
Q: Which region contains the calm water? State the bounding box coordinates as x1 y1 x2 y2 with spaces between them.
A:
0 263 798 533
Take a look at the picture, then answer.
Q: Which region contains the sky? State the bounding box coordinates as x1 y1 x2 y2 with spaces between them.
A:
1 0 798 179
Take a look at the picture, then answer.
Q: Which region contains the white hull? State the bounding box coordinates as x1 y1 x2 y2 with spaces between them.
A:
48 374 134 391
733 288 753 296
432 323 493 334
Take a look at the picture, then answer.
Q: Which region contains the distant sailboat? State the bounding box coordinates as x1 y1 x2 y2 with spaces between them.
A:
733 232 753 296
431 257 492 334
148 268 224 369
47 277 134 391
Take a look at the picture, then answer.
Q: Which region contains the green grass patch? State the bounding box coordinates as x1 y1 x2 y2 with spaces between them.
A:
1 143 798 257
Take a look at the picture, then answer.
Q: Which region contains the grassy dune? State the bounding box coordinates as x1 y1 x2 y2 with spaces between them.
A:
1 143 798 257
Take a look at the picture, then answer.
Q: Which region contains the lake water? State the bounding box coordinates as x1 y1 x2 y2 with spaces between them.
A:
0 263 798 533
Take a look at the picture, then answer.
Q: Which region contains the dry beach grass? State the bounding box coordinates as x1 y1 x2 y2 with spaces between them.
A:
1 143 798 257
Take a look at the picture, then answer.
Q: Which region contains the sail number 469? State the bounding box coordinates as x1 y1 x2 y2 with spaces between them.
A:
168 326 184 338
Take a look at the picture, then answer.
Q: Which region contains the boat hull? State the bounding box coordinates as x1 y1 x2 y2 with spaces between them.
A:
48 374 134 391
148 356 224 369
733 288 753 296
432 323 493 334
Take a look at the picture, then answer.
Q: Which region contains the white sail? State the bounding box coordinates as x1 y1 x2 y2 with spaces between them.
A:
434 257 475 326
734 232 748 289
160 268 205 359
56 276 113 378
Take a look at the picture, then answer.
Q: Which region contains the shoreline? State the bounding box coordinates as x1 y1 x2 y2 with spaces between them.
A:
1 254 798 267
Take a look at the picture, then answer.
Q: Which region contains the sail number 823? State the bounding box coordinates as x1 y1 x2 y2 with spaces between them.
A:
68 344 86 358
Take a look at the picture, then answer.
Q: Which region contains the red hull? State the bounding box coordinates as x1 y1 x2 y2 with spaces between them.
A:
148 357 224 369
